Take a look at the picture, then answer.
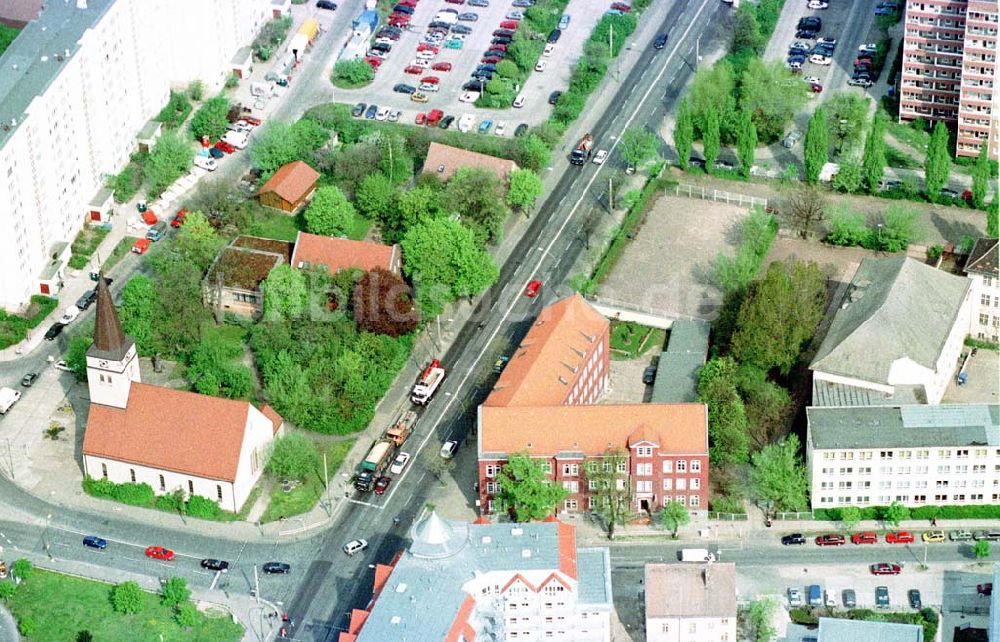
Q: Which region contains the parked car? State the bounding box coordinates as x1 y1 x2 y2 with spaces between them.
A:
415 112 427 125
373 476 392 495
468 0 488 6
76 289 98 310
82 535 108 549
922 530 945 543
262 561 291 574
411 92 429 103
21 372 38 387
842 589 857 608
458 12 478 21
201 559 230 572
548 90 562 105
795 30 818 39
593 149 608 165
641 365 657 384
886 531 915 544
145 546 175 561
978 583 993 596
535 60 547 72
317 0 337 9
781 533 806 545
54 360 74 373
494 121 507 136
524 280 542 297
59 305 81 324
908 589 922 609
789 41 811 54
364 104 378 119
949 530 974 541
514 123 529 137
852 531 877 545
390 452 411 474
547 29 561 43
815 534 846 546
653 33 668 50
876 586 890 607
848 75 873 88
171 209 187 228
870 563 902 576
782 130 802 148
440 115 455 129
809 54 832 65
610 2 631 11
44 323 65 341
440 440 458 459
808 0 828 8
478 119 493 134
194 155 217 171
214 140 236 154
788 587 803 607
558 14 569 29
432 62 453 72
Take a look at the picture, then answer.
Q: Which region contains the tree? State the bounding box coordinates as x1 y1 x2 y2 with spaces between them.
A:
974 539 992 561
496 59 518 78
748 435 809 512
352 268 419 337
305 186 356 237
747 598 778 642
381 185 443 243
266 434 318 481
739 59 807 143
659 500 691 538
514 134 551 172
173 210 223 271
251 122 328 177
355 173 396 219
261 264 308 321
362 131 413 185
875 203 923 252
826 203 868 246
111 581 144 614
401 217 500 316
176 602 199 627
161 576 191 608
732 3 764 55
971 143 990 209
587 449 633 539
882 501 909 528
736 109 757 177
187 79 205 101
826 93 870 154
18 617 36 637
189 96 230 141
689 63 737 142
674 98 694 171
331 58 374 87
506 169 544 211
495 453 568 521
840 506 862 532
784 185 826 239
442 168 510 244
119 275 159 355
832 159 863 193
698 357 750 465
702 105 721 172
731 259 826 375
924 121 951 202
145 131 193 199
803 106 828 184
862 113 887 193
736 364 791 449
187 331 253 399
988 195 999 237
0 581 15 601
11 559 32 581
619 128 658 172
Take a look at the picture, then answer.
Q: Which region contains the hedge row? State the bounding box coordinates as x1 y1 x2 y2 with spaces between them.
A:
0 295 58 349
814 504 1000 522
83 478 232 521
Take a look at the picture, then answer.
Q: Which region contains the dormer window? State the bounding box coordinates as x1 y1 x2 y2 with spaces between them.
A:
636 446 653 457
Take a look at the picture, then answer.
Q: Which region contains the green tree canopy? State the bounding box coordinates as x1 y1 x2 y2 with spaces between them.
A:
261 264 308 321
832 159 863 193
514 134 551 172
619 128 658 171
161 576 191 608
702 105 721 172
732 2 764 55
974 539 992 560
250 121 328 176
189 96 230 141
826 93 870 154
176 602 199 628
381 185 443 243
267 434 319 481
401 217 499 316
11 559 32 581
111 581 144 615
495 453 568 521
305 185 356 237
840 505 862 531
862 113 887 193
748 434 809 512
119 275 159 355
587 449 633 539
442 167 510 244
697 357 750 465
674 97 695 171
874 203 923 252
736 109 757 177
804 106 829 184
924 121 951 202
882 501 909 527
331 58 374 87
739 59 806 143
355 173 397 219
659 500 691 538
173 210 223 271
146 131 193 199
506 169 544 211
971 143 990 209
689 62 737 142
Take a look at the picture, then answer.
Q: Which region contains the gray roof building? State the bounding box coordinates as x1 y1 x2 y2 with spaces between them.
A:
651 318 710 404
808 404 1000 450
966 238 999 278
644 562 736 619
810 256 971 404
816 617 923 642
349 513 613 642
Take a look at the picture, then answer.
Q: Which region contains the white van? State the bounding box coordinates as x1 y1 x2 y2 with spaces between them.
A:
223 130 249 150
434 12 458 24
458 114 475 132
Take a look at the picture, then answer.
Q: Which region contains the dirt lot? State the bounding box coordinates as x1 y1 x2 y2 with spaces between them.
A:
764 234 875 284
598 193 748 321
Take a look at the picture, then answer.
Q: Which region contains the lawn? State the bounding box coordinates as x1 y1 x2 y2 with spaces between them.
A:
248 210 303 241
885 145 920 170
8 569 243 642
609 320 666 361
0 25 19 57
103 236 139 271
261 438 356 523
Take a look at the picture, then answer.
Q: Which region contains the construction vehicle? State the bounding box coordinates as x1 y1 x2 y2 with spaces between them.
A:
385 410 417 447
411 359 445 405
570 133 593 165
355 440 395 492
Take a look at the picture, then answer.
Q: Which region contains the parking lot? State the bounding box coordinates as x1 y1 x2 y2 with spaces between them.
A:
335 0 616 134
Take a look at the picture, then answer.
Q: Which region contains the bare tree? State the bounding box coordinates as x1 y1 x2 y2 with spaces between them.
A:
782 186 827 239
587 449 634 540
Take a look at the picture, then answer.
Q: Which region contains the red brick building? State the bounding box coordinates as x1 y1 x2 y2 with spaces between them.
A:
476 295 710 517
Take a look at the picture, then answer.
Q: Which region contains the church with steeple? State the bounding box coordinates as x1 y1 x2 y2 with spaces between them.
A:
81 277 284 513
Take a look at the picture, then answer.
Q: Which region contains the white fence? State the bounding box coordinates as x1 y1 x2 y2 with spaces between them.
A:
674 184 768 210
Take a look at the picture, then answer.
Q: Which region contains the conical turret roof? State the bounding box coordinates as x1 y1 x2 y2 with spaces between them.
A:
88 275 133 361
409 511 469 559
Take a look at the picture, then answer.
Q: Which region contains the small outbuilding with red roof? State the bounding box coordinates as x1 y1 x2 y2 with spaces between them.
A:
256 160 321 213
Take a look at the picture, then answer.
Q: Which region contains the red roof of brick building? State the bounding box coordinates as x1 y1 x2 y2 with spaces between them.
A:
484 294 608 407
290 232 400 275
257 161 320 204
421 142 519 182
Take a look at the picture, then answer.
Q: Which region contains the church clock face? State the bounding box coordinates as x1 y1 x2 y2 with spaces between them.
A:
99 360 108 368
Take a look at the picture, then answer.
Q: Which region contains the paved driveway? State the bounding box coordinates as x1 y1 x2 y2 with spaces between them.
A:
335 0 613 133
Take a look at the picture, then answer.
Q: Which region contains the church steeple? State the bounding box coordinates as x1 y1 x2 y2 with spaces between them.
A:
86 276 140 408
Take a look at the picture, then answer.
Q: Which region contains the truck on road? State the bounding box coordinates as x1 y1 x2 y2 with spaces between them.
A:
570 133 593 165
355 440 395 492
411 359 445 405
0 388 21 414
678 548 716 562
385 410 417 447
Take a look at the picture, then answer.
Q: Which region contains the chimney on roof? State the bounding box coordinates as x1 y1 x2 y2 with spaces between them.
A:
561 361 578 374
570 346 585 358
558 376 567 385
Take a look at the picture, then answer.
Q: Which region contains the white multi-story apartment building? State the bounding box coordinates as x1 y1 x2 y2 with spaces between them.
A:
343 513 614 642
645 563 736 642
966 238 1000 344
0 0 269 311
806 404 1000 510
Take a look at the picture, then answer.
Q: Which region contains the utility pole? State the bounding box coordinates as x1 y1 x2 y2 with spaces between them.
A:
253 565 260 604
608 178 614 213
323 452 330 513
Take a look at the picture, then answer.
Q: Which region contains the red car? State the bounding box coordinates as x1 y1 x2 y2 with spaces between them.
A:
490 43 507 52
420 76 440 84
851 531 877 545
431 62 452 72
170 209 187 228
415 112 427 125
373 476 392 495
417 43 439 53
365 57 382 69
388 16 410 26
214 140 236 154
499 20 518 30
810 83 823 93
886 531 915 544
524 280 542 297
398 0 417 5
870 563 902 575
444 0 464 3
145 546 175 561
241 116 262 126
481 56 501 64
404 65 423 75
815 534 846 546
611 2 632 11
